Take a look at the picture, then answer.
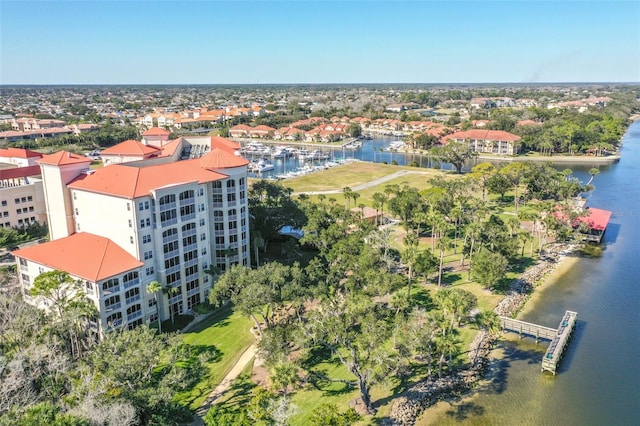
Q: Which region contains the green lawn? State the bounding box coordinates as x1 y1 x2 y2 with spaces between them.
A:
175 304 255 410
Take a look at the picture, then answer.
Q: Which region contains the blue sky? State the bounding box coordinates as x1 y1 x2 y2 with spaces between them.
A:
1 0 638 84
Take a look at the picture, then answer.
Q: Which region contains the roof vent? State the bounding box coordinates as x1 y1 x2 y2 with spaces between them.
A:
81 168 95 175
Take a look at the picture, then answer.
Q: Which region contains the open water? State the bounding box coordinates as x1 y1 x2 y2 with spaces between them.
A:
426 121 640 425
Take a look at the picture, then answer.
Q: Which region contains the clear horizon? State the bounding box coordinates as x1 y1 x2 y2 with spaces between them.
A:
1 0 639 85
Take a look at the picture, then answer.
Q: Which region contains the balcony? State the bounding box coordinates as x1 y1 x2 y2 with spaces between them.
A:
165 264 181 275
179 197 195 206
161 217 178 227
123 278 140 290
187 287 200 297
125 294 141 305
159 201 176 211
126 310 143 322
181 213 196 222
105 302 122 311
184 257 198 268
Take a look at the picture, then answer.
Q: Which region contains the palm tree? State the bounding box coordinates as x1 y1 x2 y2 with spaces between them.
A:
146 280 163 332
436 236 453 287
402 233 419 300
342 186 353 210
587 167 600 185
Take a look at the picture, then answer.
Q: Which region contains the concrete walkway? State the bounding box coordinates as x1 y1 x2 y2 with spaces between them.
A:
191 342 258 425
292 169 432 196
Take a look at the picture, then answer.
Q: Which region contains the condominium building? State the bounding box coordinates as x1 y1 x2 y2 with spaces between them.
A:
13 136 250 332
0 148 47 228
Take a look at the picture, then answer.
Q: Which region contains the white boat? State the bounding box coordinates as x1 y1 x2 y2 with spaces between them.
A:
255 158 274 173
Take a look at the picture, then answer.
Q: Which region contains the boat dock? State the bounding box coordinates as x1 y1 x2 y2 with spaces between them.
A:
499 310 578 375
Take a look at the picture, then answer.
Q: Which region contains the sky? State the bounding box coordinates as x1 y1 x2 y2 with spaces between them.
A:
1 0 639 84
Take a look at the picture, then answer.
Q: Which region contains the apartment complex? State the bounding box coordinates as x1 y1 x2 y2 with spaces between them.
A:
442 129 522 155
13 136 250 332
0 148 47 228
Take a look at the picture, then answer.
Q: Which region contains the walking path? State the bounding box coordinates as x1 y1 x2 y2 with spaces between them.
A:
292 169 432 195
191 343 258 425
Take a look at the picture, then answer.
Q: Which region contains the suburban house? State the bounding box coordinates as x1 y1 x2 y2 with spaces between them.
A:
442 129 521 155
13 136 251 333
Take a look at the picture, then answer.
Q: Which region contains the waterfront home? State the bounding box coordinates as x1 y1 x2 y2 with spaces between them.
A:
441 129 521 155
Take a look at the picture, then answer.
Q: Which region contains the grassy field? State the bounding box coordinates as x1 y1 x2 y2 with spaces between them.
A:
175 304 255 410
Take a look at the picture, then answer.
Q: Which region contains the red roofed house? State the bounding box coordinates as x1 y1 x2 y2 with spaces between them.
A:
14 136 250 333
442 129 521 155
553 206 612 243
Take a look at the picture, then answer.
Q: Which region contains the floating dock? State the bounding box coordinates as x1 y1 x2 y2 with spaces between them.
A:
499 310 578 375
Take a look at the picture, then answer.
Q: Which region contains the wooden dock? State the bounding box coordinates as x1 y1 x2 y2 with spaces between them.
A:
541 311 578 375
499 310 578 375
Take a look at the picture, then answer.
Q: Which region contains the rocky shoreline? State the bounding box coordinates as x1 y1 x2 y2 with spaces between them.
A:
386 242 578 425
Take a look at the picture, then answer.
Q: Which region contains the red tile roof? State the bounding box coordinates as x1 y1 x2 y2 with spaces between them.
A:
211 136 241 153
69 157 231 198
38 151 92 166
0 147 43 159
199 148 249 170
443 130 521 143
12 233 143 282
100 139 161 156
142 127 171 136
0 165 42 180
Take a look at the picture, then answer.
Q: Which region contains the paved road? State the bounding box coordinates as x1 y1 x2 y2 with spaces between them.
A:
292 169 432 196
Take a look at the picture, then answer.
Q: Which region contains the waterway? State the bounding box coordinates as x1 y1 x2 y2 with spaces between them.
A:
243 136 448 179
421 121 640 425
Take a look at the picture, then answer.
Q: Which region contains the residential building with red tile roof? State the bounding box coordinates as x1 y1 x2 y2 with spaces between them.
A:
14 136 250 333
442 130 521 155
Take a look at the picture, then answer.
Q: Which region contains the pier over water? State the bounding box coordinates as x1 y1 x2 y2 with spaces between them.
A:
499 310 578 375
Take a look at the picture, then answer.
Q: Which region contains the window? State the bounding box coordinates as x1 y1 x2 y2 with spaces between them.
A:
130 236 134 244
144 251 153 260
123 271 139 284
128 219 132 228
1 200 6 207
198 188 204 196
163 241 179 254
228 220 237 230
75 208 79 215
215 236 224 245
125 288 140 303
239 177 245 187
183 222 196 233
239 190 245 200
180 190 194 201
162 228 178 239
183 234 197 247
159 194 176 207
184 250 198 262
148 298 157 307
166 272 181 286
201 247 207 255
186 279 200 291
27 196 33 202
200 218 205 226
160 209 177 223
106 312 122 326
180 205 195 218
199 203 205 212
226 179 236 189
140 218 151 228
72 192 76 201
230 234 238 243
185 264 198 277
127 203 131 211
143 234 151 244
105 294 121 309
227 192 236 203
201 233 206 241
165 256 180 269
85 281 94 291
145 266 155 276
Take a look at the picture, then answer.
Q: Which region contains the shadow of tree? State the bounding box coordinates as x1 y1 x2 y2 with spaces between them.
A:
445 401 486 420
